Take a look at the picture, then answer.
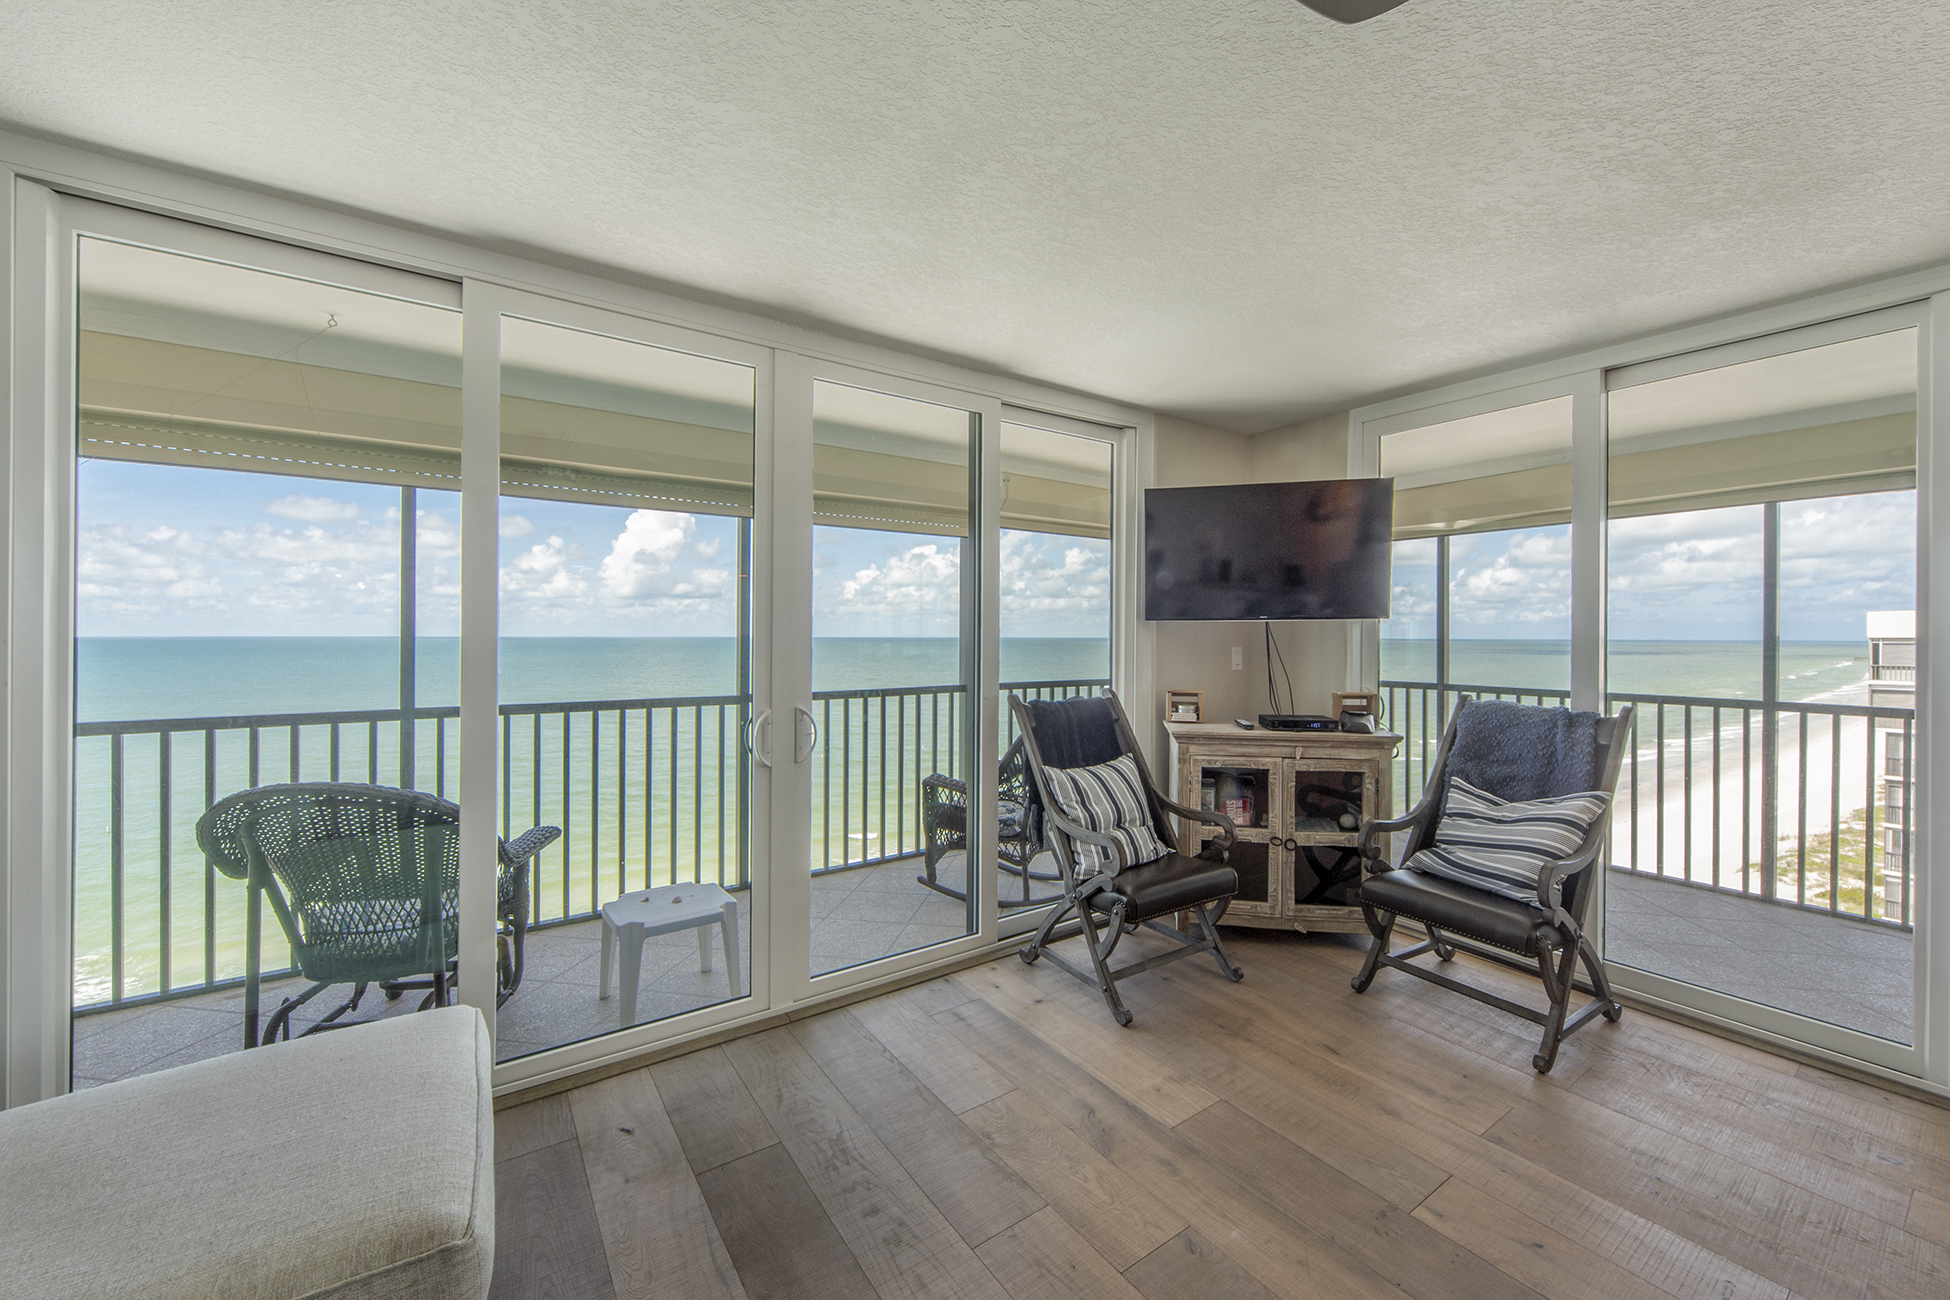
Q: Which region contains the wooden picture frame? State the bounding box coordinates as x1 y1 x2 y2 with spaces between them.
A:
1332 690 1381 720
1165 689 1204 724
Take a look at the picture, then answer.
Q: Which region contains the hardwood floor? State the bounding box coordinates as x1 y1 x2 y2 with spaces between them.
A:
488 928 1950 1300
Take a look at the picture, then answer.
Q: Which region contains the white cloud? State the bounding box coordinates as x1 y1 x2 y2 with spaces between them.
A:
501 535 587 602
264 494 360 523
499 514 534 538
840 543 960 613
598 510 694 600
998 532 1109 629
1449 527 1573 629
75 506 459 632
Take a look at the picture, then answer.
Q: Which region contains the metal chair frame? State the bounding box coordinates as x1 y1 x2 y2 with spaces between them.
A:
1012 688 1245 1026
1351 699 1635 1072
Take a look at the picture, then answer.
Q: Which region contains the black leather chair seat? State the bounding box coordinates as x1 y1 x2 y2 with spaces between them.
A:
1089 852 1238 923
1359 869 1554 956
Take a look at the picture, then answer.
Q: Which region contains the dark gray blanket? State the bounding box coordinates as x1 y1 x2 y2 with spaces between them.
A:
1024 695 1125 769
1444 698 1602 808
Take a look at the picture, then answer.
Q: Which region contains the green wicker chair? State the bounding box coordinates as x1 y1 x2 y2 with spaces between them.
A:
196 782 560 1046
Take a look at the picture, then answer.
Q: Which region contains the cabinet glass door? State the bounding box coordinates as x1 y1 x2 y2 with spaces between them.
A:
1194 760 1277 914
1288 762 1370 909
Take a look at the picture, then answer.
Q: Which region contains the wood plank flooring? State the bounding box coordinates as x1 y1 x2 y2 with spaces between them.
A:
488 928 1950 1300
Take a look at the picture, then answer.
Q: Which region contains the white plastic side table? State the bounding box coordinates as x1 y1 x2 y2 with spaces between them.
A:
598 883 741 1026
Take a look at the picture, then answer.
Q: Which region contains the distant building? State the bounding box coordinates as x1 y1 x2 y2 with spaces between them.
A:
1869 610 1914 918
1868 609 1915 711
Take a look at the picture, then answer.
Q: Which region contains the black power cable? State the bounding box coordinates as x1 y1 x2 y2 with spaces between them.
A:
1264 621 1296 716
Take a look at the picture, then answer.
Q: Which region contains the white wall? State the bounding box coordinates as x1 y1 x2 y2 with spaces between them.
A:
1145 411 1353 765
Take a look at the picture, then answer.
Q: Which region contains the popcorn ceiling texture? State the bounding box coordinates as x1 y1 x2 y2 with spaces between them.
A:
2 0 1946 430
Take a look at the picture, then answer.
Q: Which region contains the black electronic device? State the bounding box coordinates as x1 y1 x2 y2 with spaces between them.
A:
1233 718 1255 730
1339 710 1377 734
1144 478 1394 622
1258 713 1339 732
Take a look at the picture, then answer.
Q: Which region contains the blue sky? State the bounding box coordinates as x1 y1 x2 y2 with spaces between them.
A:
76 461 1112 639
1382 491 1916 643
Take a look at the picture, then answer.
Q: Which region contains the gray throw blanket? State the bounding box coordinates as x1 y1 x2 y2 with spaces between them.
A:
1024 695 1124 769
1442 699 1602 812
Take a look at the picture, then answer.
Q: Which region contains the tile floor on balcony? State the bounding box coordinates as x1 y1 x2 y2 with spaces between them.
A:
1605 866 1914 1043
71 853 1051 1087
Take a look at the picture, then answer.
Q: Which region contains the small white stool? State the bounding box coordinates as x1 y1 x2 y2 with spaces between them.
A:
599 883 742 1026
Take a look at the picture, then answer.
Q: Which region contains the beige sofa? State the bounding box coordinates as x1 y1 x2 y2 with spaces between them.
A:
0 1005 494 1300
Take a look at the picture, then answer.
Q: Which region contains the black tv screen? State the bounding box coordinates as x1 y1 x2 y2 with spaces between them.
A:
1145 478 1394 621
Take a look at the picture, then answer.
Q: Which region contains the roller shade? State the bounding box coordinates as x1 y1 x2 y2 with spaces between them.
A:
1393 464 1571 540
806 429 1114 539
1391 410 1914 541
1608 411 1914 518
78 331 756 515
813 424 968 536
999 468 1110 539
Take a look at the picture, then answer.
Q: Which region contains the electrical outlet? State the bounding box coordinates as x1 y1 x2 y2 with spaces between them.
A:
1232 646 1243 670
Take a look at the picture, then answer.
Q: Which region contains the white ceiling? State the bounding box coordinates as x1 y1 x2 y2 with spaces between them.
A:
7 1 1949 433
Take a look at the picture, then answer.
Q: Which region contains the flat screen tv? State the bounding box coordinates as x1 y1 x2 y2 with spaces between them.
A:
1145 478 1394 621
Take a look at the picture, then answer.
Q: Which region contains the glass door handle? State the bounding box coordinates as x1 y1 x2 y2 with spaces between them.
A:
793 705 819 764
745 709 773 768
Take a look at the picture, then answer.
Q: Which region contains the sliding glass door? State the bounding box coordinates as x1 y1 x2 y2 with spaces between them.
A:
1602 309 1922 1066
489 301 766 1061
788 368 1000 986
1361 306 1932 1078
64 201 465 1082
26 189 1134 1101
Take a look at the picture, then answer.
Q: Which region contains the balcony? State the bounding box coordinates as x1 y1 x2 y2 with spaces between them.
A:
70 677 1102 1086
1383 679 1915 1044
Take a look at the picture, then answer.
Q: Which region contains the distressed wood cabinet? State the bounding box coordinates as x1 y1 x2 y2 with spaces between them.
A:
1165 722 1401 934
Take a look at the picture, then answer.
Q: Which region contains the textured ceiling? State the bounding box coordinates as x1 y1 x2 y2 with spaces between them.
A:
5 1 1949 432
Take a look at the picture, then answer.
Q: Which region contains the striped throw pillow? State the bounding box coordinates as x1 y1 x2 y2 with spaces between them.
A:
1038 754 1168 873
1406 778 1609 904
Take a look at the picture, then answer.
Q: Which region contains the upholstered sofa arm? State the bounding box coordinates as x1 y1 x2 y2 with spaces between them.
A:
0 1007 495 1300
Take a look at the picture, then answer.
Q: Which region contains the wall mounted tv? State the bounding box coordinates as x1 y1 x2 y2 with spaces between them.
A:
1144 478 1394 621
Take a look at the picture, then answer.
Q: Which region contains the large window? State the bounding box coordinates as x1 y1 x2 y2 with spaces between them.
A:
1604 321 1919 1047
35 195 1133 1100
72 231 462 1079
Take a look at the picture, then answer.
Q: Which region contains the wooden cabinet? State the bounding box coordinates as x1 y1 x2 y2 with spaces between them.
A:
1165 722 1401 934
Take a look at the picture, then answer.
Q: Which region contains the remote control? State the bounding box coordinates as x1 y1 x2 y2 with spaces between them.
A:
1234 718 1255 729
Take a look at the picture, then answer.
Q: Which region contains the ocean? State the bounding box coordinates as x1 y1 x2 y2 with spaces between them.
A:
71 636 1109 1006
72 634 1879 1007
1380 638 1873 704
76 636 1111 722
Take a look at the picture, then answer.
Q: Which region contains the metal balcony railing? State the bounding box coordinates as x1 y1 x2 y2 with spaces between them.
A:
71 676 1107 1016
1380 680 1915 931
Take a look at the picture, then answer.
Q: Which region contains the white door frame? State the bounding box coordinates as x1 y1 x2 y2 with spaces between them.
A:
783 356 1006 1001
1349 296 1948 1092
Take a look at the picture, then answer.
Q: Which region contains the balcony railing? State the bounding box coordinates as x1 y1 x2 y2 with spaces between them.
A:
1381 680 1915 930
72 676 1106 1015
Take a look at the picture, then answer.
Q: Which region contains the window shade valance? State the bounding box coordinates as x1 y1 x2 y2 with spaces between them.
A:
1391 411 1915 541
1608 411 1914 518
82 330 1118 539
78 331 757 515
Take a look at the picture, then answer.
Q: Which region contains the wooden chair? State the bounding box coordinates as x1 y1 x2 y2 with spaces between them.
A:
1012 689 1244 1026
1351 697 1634 1073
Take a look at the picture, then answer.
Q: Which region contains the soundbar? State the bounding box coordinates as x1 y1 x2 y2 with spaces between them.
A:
1257 713 1339 732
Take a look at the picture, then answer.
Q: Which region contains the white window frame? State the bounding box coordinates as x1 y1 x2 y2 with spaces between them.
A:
0 134 1150 1106
1350 277 1950 1096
